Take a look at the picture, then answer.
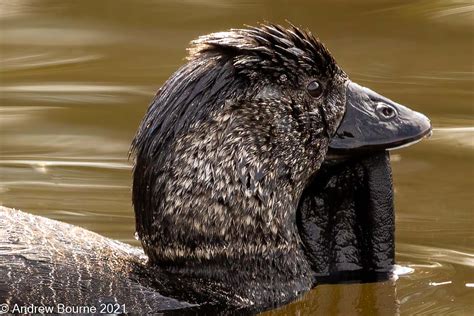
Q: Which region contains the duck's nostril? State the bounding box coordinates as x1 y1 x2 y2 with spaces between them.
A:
336 131 354 139
342 131 354 138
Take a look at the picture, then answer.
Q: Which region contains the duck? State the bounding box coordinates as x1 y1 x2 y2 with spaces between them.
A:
0 24 431 314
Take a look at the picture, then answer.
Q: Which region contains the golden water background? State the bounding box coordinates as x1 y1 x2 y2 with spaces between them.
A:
1 0 473 314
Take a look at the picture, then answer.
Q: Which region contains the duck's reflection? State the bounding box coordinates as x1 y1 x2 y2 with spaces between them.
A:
263 280 399 316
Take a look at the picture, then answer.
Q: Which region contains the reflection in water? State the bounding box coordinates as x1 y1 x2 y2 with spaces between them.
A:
0 0 473 314
0 84 151 94
396 242 474 315
264 281 400 316
1 27 121 46
399 243 474 268
431 127 474 148
366 0 474 26
0 159 131 170
0 84 152 103
429 281 452 286
0 53 102 72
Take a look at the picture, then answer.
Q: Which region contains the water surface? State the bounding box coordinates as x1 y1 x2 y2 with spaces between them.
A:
1 0 473 314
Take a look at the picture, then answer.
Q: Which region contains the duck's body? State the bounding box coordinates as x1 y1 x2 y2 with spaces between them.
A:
0 207 195 314
0 152 394 314
0 24 431 313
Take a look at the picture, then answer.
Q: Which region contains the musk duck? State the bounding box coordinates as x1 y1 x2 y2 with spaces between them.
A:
0 24 431 314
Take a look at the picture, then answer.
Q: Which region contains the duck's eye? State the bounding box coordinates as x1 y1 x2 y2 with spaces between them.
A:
306 80 323 98
376 103 397 120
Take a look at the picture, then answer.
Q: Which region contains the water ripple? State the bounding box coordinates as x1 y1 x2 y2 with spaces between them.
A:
0 83 153 103
1 27 120 46
0 53 102 72
398 243 474 268
431 127 474 149
1 181 129 190
0 159 131 170
366 0 474 26
352 70 474 86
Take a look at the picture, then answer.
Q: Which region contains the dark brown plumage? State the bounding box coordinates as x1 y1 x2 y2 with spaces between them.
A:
130 24 348 307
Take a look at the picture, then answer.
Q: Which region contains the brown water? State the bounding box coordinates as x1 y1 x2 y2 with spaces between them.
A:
0 0 473 314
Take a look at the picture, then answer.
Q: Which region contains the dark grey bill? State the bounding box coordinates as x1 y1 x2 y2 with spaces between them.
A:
329 81 432 154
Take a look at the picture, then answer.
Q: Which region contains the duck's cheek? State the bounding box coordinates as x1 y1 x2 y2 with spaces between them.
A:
319 95 346 138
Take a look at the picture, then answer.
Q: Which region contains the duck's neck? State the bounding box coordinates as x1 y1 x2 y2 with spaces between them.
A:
134 104 326 306
142 169 314 302
140 180 315 307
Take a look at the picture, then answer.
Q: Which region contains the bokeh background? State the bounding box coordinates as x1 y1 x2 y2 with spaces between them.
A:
1 0 473 314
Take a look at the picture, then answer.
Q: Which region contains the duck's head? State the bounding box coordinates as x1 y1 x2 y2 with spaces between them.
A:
131 24 431 308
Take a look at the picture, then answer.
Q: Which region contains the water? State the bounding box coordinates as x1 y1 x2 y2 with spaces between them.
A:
0 0 473 314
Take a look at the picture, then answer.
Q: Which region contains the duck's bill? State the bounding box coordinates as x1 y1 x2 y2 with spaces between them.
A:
328 81 432 156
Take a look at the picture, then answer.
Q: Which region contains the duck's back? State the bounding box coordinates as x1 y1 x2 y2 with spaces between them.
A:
0 206 194 314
